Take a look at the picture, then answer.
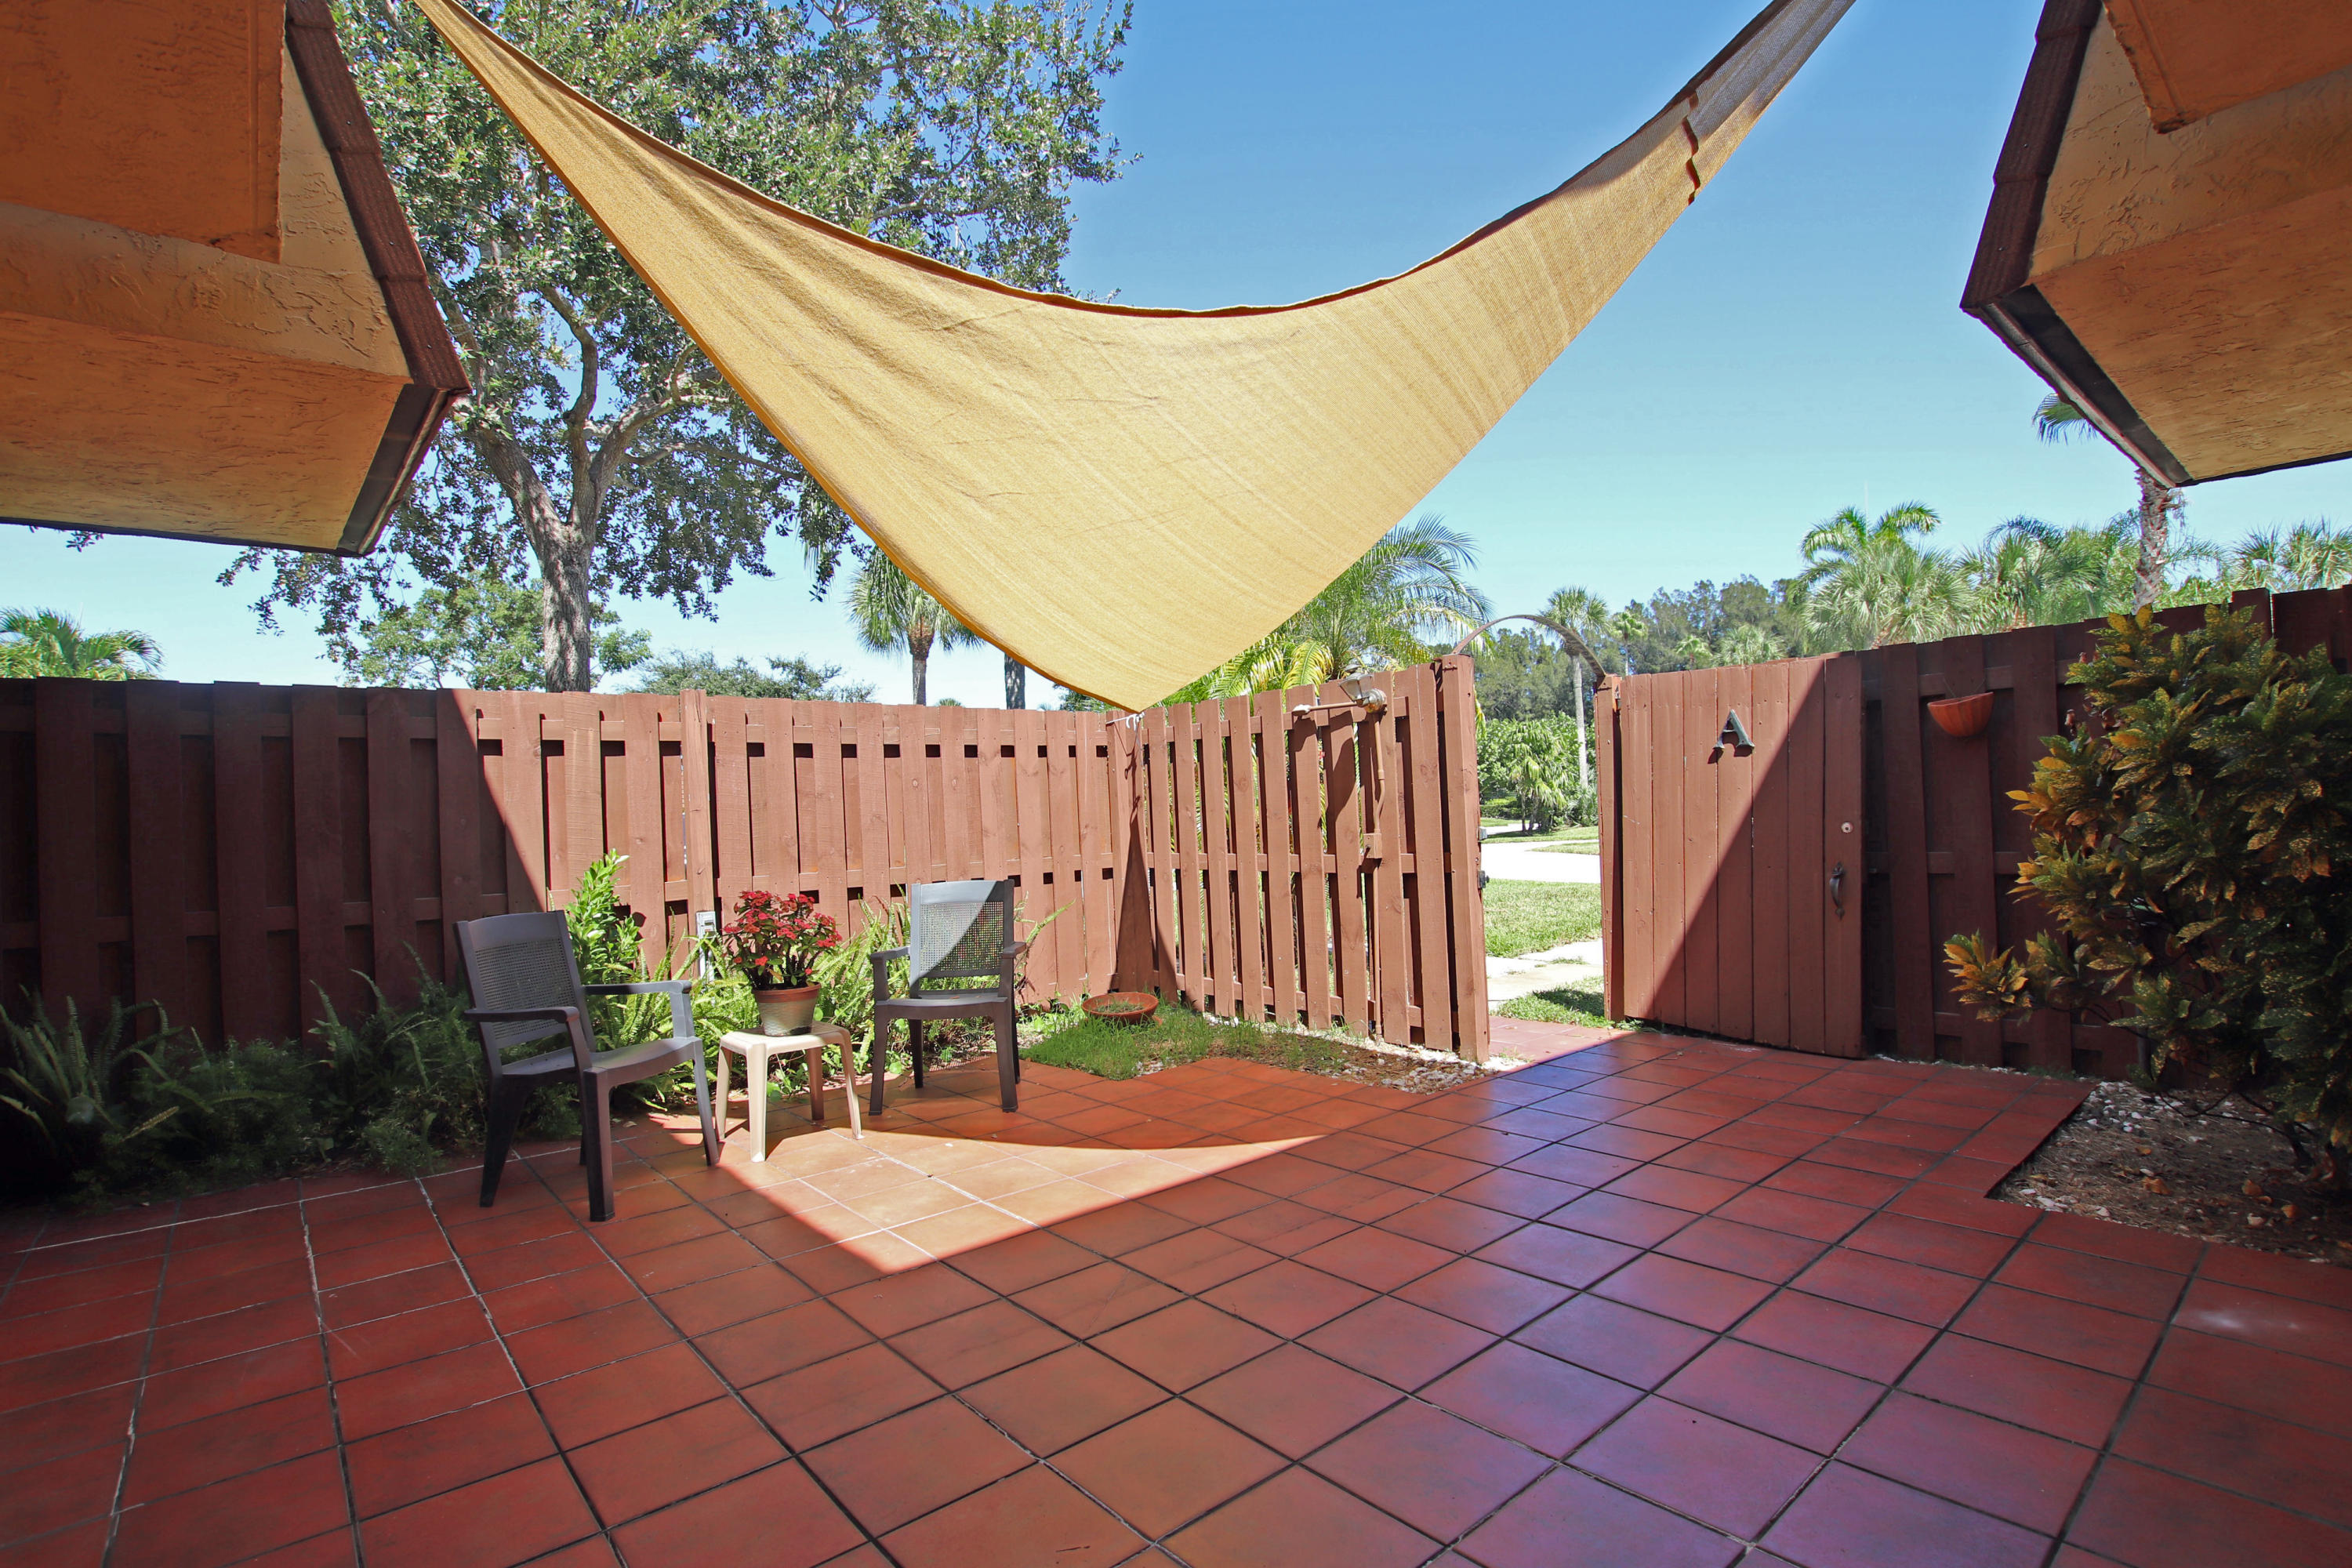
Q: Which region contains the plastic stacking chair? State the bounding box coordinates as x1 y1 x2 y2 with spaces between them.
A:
455 912 717 1221
869 880 1025 1116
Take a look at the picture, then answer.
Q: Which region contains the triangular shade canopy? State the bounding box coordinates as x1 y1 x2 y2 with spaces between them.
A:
419 0 1850 708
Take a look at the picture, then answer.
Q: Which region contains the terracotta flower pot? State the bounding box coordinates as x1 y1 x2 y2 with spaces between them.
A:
1927 691 1994 739
1083 992 1160 1026
752 985 819 1036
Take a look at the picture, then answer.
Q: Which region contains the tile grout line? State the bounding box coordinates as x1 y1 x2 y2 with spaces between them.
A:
531 1142 913 1566
2049 1236 2352 1552
304 1175 396 1568
96 1201 173 1568
419 1156 619 1564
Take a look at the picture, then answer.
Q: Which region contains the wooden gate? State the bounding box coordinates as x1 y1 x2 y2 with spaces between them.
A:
1131 657 1488 1060
1598 655 1864 1054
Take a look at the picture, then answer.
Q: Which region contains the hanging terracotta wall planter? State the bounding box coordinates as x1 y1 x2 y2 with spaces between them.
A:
1927 691 1994 739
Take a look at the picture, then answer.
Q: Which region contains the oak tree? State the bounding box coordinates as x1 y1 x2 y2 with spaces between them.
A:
226 0 1130 690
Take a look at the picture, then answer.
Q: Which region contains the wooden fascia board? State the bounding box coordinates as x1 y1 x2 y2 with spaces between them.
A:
285 0 468 555
1960 0 2195 485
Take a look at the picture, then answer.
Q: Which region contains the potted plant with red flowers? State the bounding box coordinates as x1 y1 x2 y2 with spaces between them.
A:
720 890 839 1036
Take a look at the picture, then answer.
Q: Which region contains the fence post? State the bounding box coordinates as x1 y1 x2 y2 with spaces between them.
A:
1436 655 1490 1060
1596 677 1622 1022
125 681 187 1030
678 688 717 932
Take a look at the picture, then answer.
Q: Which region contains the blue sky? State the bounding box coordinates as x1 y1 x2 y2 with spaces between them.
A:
9 0 2345 701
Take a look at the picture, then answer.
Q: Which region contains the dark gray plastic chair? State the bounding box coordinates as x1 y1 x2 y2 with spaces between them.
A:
869 880 1025 1116
455 912 717 1221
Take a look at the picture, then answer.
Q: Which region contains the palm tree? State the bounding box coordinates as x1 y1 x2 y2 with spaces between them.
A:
1196 515 1491 698
1607 609 1644 675
846 554 976 705
1956 517 2136 631
1544 586 1612 788
2035 393 2181 609
1798 503 1962 648
0 609 161 680
2225 521 2352 591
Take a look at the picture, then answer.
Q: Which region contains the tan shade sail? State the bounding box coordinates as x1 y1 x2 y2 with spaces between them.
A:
416 0 1851 709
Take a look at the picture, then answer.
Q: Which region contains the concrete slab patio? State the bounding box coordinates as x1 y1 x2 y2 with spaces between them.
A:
4 1021 2348 1568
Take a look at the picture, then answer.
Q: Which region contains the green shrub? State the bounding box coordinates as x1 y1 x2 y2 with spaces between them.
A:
0 998 187 1189
1947 604 2352 1178
1478 717 1594 831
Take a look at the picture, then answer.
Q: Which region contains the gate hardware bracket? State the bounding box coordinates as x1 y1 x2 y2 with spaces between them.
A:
1292 675 1387 720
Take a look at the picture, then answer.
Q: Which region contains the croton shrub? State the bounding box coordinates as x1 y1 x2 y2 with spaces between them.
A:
1945 604 2352 1177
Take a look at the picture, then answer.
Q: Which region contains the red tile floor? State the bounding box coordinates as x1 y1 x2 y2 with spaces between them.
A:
5 1020 2350 1568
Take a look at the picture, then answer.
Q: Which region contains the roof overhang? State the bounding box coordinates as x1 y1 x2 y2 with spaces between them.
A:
0 0 466 554
1963 0 2352 486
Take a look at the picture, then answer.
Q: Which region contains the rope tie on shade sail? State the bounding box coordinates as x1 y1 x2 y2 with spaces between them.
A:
411 0 1855 711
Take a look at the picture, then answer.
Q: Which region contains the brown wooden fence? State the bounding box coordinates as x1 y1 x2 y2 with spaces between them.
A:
0 661 1488 1058
1590 585 2343 1081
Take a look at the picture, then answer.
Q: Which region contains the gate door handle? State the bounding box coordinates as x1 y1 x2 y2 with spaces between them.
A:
1829 862 1846 916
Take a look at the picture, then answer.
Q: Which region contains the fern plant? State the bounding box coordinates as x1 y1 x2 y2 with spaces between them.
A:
0 997 180 1181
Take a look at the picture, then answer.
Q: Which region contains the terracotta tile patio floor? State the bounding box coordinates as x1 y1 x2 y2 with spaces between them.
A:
5 1020 2351 1568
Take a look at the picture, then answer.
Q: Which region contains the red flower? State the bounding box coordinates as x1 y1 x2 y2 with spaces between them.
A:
720 889 840 989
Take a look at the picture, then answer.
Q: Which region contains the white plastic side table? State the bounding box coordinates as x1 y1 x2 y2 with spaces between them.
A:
716 1022 860 1158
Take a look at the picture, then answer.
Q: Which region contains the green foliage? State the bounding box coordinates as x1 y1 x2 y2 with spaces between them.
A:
1799 503 1962 650
812 902 913 1044
0 608 161 680
1482 880 1604 959
1478 717 1592 831
1945 605 2352 1163
1599 575 1812 675
0 964 552 1200
2 852 668 1202
1473 627 1588 720
631 652 873 702
224 0 1132 691
1027 1003 1348 1081
334 577 648 690
564 853 673 1047
1173 516 1490 702
0 999 181 1178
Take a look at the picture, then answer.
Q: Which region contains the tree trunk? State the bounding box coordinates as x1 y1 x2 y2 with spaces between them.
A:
909 624 935 705
539 542 595 691
1004 653 1025 710
472 421 597 692
1573 659 1589 789
2134 468 2179 610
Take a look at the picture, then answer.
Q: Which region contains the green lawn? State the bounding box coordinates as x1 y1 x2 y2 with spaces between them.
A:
1483 879 1603 957
1027 1004 1350 1080
1497 983 1610 1028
